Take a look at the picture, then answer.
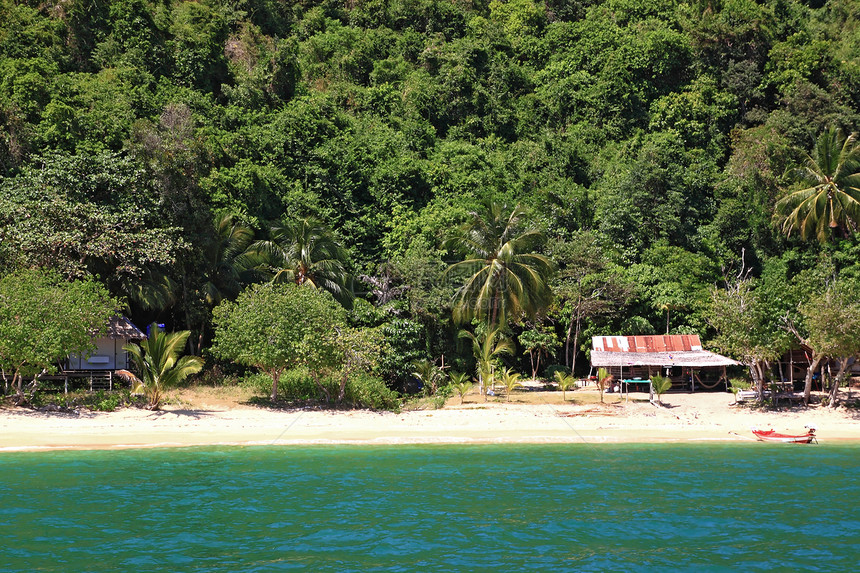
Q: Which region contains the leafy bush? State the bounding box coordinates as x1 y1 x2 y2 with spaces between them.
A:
194 365 241 387
728 377 751 396
244 369 400 410
93 390 120 411
342 373 401 411
27 388 140 411
243 369 321 401
242 372 276 396
279 368 322 401
543 364 569 381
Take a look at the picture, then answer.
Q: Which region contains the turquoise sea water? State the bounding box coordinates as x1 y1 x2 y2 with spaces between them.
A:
1 444 858 572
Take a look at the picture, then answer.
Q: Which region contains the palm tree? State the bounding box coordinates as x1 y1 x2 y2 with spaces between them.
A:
200 213 254 306
449 371 473 405
249 217 354 307
553 371 576 401
412 358 444 396
775 127 860 243
596 367 612 404
120 324 204 410
650 374 673 406
500 367 522 402
445 202 553 329
178 213 255 355
459 325 515 401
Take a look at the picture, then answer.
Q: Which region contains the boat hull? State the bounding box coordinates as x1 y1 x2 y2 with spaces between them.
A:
752 430 815 444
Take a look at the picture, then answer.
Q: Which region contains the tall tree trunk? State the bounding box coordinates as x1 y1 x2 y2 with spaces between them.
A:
491 296 500 330
829 358 849 408
311 371 332 402
751 360 765 398
269 369 282 402
339 371 348 403
530 351 537 379
571 308 582 376
564 315 573 369
13 368 24 404
803 355 822 406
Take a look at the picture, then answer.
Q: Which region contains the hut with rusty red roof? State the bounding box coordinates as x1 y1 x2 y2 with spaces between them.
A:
590 335 739 392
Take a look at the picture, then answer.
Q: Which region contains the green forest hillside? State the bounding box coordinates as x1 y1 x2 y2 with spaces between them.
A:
1 0 859 393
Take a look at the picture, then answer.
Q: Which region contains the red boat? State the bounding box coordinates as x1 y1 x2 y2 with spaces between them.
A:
752 428 817 444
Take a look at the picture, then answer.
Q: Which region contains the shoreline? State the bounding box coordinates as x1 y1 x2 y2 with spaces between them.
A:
2 390 858 452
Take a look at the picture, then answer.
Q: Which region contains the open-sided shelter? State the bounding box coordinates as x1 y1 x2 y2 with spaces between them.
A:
590 335 740 391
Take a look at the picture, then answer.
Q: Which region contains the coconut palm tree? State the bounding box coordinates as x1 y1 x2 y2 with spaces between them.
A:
200 213 254 306
120 324 204 410
596 367 612 404
500 367 522 402
459 325 515 401
775 127 860 243
412 358 444 396
449 371 473 404
249 217 354 307
650 374 673 406
553 371 576 401
445 202 553 329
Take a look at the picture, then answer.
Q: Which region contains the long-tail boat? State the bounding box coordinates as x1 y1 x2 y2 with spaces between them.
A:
752 427 817 444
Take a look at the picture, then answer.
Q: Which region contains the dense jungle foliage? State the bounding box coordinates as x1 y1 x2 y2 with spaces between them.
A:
1 0 860 395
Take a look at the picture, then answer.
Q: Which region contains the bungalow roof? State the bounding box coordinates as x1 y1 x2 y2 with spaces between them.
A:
590 335 740 367
105 316 145 340
590 349 740 368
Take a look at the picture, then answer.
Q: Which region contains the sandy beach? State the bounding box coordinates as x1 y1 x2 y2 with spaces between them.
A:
1 386 858 451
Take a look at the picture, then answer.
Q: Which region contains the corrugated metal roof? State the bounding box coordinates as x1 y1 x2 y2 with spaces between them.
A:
593 335 703 353
590 349 740 368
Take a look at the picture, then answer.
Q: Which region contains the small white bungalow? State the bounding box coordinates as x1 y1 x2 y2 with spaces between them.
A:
63 317 145 389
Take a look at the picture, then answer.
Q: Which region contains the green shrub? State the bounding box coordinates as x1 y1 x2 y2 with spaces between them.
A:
194 365 240 387
243 369 399 410
243 369 325 402
343 373 401 411
242 372 275 396
27 388 138 411
728 377 751 395
94 391 119 412
278 368 321 401
543 364 569 381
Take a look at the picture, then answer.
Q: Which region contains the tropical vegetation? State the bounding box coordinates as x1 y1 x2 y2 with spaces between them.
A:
122 324 205 410
2 0 860 407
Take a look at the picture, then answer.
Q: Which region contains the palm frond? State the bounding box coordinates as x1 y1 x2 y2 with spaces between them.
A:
776 127 860 243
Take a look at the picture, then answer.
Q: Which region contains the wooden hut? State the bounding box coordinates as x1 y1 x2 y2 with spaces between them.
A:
63 316 145 390
590 335 740 392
